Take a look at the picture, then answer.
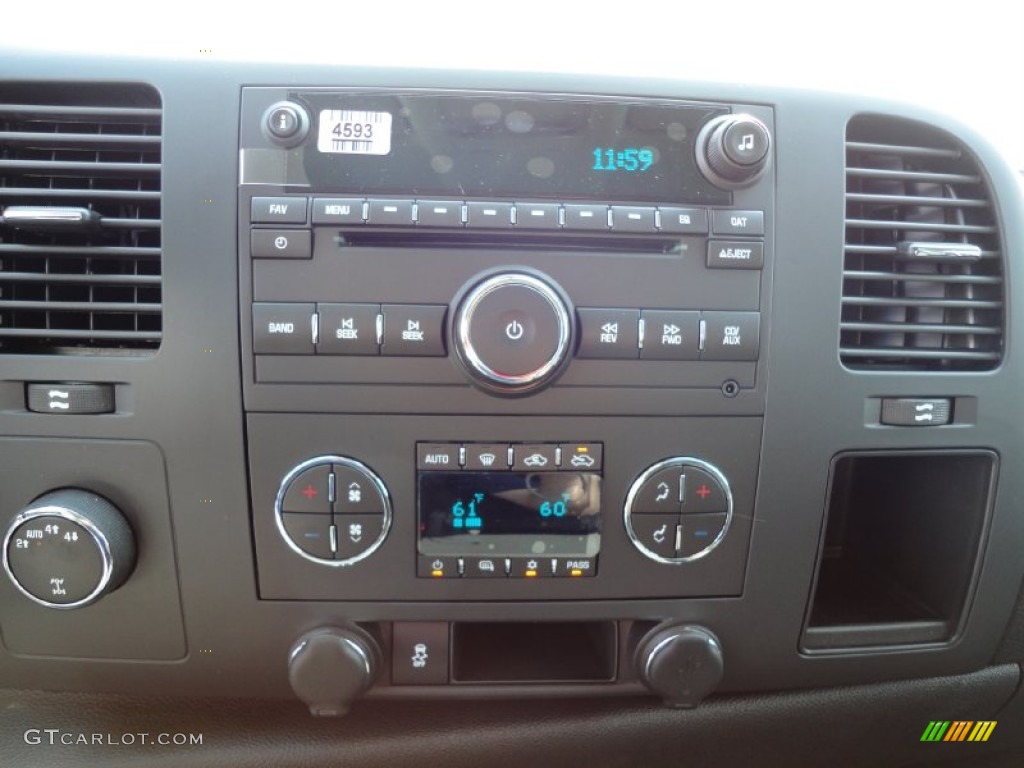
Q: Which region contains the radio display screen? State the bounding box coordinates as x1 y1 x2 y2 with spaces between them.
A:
297 92 731 205
417 472 601 558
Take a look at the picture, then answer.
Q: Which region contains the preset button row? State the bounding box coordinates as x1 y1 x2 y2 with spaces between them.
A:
250 196 764 237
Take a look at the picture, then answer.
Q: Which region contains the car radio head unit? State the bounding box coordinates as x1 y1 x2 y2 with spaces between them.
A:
277 91 732 204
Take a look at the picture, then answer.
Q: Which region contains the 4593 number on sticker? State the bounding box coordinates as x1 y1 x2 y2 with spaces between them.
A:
317 110 392 155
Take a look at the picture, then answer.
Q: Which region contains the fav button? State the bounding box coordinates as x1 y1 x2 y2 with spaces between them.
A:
251 196 308 224
701 311 760 361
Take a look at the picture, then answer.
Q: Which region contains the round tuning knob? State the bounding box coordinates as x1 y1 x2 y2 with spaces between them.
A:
635 622 724 709
452 270 574 395
288 625 382 717
696 113 771 188
2 489 136 609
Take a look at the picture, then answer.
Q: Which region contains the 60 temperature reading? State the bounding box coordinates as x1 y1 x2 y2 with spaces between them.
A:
592 147 655 172
539 494 571 518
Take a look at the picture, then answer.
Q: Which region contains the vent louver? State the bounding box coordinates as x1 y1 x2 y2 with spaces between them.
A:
841 115 1003 370
0 83 161 355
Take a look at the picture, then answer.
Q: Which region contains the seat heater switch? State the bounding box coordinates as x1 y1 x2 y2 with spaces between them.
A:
26 383 114 414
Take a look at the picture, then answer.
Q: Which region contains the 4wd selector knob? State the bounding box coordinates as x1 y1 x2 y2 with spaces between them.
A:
452 271 574 395
3 489 136 609
696 113 771 188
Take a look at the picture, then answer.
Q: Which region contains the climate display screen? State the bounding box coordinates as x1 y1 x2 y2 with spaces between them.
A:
299 91 731 204
417 472 601 558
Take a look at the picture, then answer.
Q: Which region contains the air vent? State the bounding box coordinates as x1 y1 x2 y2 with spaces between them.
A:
0 83 161 355
841 115 1003 370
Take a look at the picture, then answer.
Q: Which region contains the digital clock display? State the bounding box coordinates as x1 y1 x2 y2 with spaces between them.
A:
592 147 655 172
418 472 601 558
290 92 731 205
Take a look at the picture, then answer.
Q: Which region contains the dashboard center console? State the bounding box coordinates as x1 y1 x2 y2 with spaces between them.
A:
238 88 772 609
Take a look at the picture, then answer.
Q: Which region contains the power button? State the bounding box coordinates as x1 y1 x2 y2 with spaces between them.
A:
453 272 574 395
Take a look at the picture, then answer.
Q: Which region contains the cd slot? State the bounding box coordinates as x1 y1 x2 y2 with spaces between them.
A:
330 228 687 254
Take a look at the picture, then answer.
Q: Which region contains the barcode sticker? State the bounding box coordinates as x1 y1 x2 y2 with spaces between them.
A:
317 110 392 155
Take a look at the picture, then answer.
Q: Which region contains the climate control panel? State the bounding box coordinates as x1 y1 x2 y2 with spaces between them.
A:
275 456 392 566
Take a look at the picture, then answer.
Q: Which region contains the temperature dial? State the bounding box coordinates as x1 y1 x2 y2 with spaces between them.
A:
3 489 136 609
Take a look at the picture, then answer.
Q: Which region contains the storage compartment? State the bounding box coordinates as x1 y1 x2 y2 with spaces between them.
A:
452 621 617 683
802 451 995 651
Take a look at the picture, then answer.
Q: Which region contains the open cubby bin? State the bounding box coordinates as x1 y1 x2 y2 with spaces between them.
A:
802 451 996 651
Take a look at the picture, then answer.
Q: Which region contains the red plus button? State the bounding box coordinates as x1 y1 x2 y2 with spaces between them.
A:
683 468 728 514
282 465 332 514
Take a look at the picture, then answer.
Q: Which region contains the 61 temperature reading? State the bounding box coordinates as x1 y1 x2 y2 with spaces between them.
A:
592 147 655 172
